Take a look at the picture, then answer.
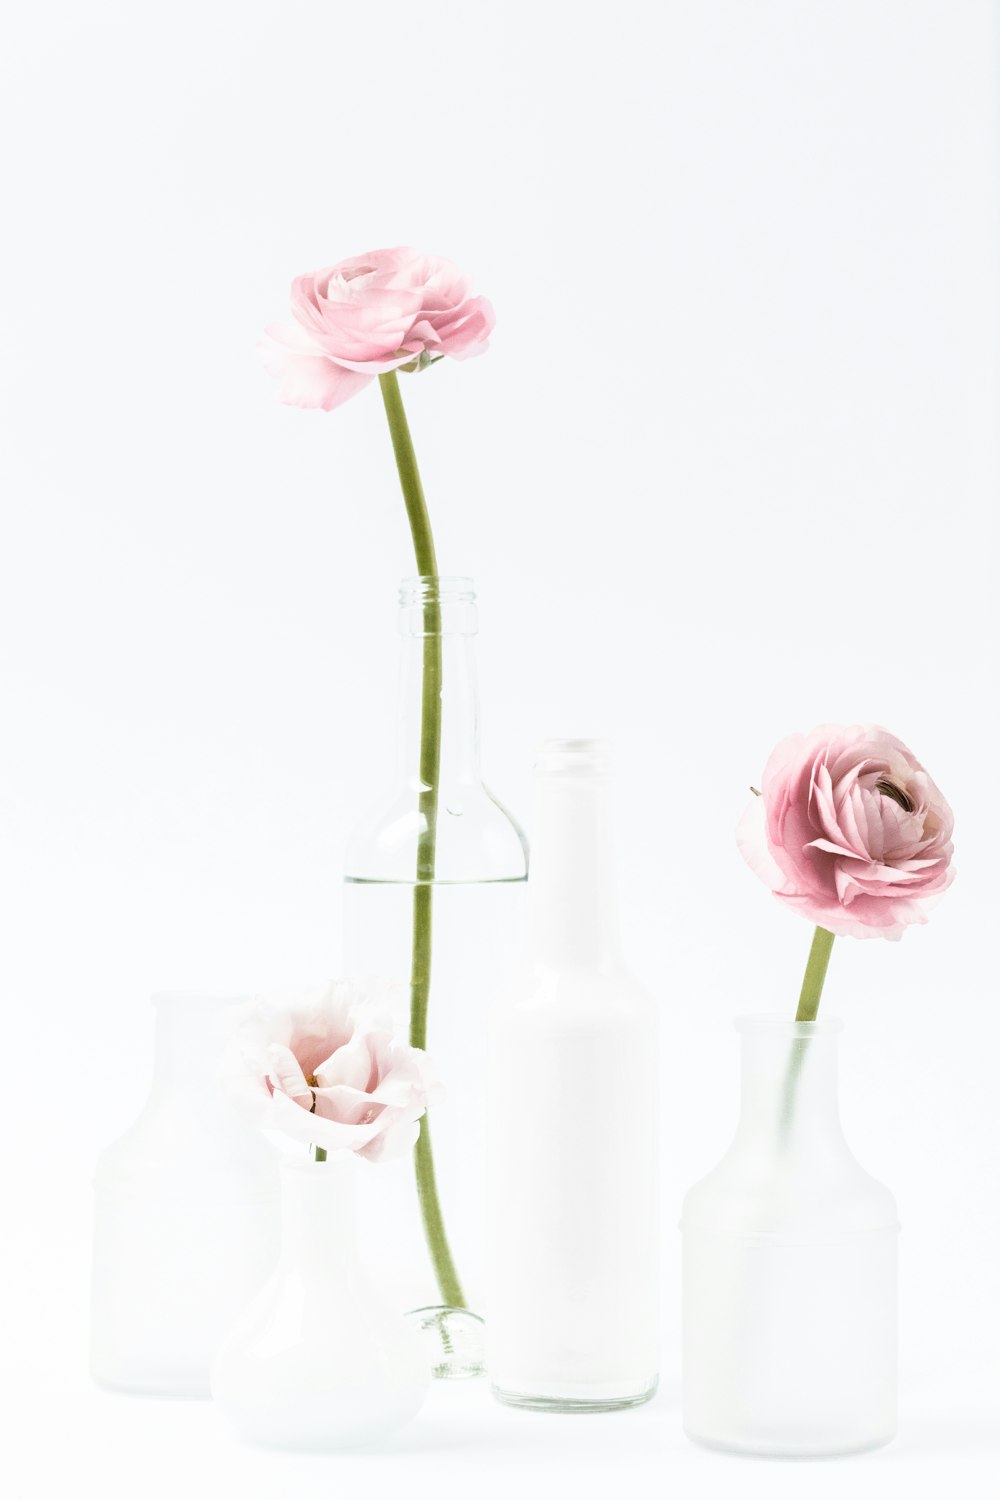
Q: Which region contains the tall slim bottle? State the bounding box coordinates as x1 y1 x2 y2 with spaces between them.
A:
487 738 658 1411
344 576 528 1377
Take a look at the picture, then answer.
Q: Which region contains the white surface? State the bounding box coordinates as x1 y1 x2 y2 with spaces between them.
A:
1 0 997 1494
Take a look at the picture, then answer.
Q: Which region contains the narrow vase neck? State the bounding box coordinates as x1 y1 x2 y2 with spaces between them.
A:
527 740 622 970
736 1017 845 1148
279 1157 357 1270
395 576 482 790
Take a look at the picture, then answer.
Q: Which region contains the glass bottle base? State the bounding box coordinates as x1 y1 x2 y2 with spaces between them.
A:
684 1424 895 1459
92 1372 210 1401
491 1376 658 1414
406 1306 486 1380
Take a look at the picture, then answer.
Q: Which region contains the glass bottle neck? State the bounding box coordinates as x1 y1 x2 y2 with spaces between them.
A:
736 1019 845 1148
395 577 482 791
395 634 482 790
279 1158 357 1269
527 741 622 971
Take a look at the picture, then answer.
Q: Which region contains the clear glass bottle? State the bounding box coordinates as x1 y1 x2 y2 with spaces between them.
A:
487 739 659 1411
682 1016 898 1457
90 994 281 1396
343 576 528 1375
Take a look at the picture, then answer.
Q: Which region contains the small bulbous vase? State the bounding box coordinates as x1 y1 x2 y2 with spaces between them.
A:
211 1156 429 1451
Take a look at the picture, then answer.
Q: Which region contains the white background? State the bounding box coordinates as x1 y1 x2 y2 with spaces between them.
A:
1 1 998 1495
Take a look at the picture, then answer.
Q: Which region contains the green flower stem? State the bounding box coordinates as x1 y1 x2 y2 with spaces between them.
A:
795 926 836 1022
782 925 836 1137
377 370 466 1310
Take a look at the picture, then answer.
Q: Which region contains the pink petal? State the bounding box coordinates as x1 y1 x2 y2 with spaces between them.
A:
266 1044 313 1106
357 1113 423 1163
806 837 866 860
736 797 785 891
259 327 372 410
313 1030 377 1092
268 1089 385 1153
312 1084 386 1127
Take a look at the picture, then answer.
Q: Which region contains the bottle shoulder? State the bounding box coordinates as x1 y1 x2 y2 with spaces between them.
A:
345 781 528 883
683 1133 898 1237
95 1090 280 1192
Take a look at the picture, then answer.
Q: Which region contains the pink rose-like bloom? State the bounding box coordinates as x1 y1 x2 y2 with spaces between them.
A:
260 246 495 411
738 724 954 940
226 982 437 1162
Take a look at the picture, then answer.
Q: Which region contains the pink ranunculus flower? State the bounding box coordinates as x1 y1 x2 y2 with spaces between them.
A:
225 981 437 1162
260 247 495 411
737 724 955 940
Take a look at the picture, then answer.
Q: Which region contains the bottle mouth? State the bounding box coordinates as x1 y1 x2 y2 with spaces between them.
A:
736 1013 844 1036
533 738 614 777
398 575 476 607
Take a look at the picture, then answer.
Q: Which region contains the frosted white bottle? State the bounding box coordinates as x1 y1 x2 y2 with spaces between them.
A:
682 1017 898 1456
91 994 281 1397
487 739 658 1411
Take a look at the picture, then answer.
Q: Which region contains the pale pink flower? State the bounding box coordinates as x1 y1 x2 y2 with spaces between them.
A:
260 247 495 411
738 724 954 940
225 982 437 1162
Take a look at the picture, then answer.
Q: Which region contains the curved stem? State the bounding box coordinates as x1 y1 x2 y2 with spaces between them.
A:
413 1116 464 1306
377 371 466 1309
378 371 438 576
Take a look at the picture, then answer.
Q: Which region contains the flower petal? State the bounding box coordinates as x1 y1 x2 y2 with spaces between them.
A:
267 1043 313 1106
736 795 786 891
258 327 372 410
743 723 955 939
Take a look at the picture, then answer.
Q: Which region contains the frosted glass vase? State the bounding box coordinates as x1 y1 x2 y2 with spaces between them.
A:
682 1017 898 1457
344 577 528 1376
211 1156 428 1451
90 994 281 1397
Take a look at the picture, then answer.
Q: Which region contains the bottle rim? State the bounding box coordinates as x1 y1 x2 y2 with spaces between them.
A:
736 1013 844 1036
533 738 614 777
398 575 476 607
